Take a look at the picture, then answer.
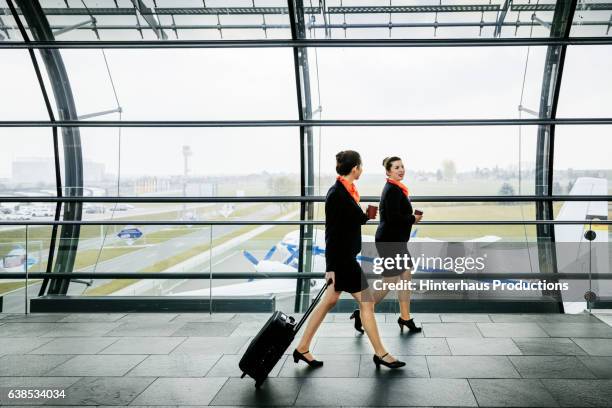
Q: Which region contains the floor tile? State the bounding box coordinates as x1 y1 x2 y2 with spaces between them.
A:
130 377 227 406
541 379 612 407
278 354 360 378
172 313 236 323
512 338 587 355
312 336 451 356
594 313 612 326
440 313 493 323
538 323 612 338
171 322 239 337
477 323 549 338
469 379 559 407
45 377 155 406
46 354 147 377
577 356 612 379
0 314 69 323
0 323 57 337
28 337 118 354
509 356 596 379
447 338 521 355
58 313 126 323
210 377 302 406
0 337 53 354
115 313 179 323
423 323 482 338
0 354 73 376
172 337 250 356
427 356 520 378
103 322 186 337
294 378 477 406
99 336 186 354
208 354 286 378
571 338 612 356
41 323 121 337
358 355 429 378
128 353 220 377
490 313 600 323
407 313 442 323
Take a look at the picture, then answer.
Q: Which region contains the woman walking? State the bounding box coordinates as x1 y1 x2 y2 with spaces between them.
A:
293 151 405 369
350 156 423 334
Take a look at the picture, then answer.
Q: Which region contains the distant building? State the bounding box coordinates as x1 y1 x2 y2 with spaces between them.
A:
12 158 106 185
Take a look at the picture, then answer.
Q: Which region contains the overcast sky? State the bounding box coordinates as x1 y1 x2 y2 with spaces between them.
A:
1 11 611 180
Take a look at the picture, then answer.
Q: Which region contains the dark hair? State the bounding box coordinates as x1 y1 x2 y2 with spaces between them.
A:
382 156 402 172
336 150 362 176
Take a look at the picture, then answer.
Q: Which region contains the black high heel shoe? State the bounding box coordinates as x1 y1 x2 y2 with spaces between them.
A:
293 349 323 368
398 317 422 333
373 353 406 369
349 309 364 334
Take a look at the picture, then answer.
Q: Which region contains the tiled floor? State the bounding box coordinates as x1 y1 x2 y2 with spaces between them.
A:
0 311 611 407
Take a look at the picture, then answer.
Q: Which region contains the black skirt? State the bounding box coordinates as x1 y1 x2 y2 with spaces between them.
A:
375 241 413 277
327 257 369 294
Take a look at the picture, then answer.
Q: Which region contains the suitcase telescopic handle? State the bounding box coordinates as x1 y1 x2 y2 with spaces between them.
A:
294 279 333 333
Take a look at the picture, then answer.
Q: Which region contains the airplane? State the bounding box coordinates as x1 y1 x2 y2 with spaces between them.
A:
170 177 607 298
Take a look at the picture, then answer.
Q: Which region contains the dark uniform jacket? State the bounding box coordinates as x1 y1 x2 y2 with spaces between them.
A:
375 181 416 243
325 179 368 271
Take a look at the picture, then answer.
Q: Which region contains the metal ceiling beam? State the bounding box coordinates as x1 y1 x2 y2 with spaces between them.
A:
494 0 513 37
513 2 611 11
130 0 167 40
3 3 611 16
1 37 611 49
21 19 612 32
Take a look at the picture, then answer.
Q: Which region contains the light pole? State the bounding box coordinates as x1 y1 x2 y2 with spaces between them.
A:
182 145 192 218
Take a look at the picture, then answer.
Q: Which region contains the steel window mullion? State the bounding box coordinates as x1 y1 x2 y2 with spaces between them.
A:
6 0 65 298
1 195 610 203
1 220 610 226
2 118 612 127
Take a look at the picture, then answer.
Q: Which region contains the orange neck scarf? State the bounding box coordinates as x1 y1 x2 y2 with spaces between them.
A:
387 178 409 197
337 176 360 203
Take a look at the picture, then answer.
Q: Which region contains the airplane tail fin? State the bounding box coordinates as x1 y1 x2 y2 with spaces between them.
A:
555 177 608 243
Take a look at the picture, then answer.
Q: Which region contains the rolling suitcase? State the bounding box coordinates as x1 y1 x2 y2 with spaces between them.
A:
239 279 331 387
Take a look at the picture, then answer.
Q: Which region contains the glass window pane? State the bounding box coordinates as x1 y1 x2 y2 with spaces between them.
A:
76 127 300 196
313 126 537 196
0 50 49 120
312 47 546 119
59 48 298 120
557 45 612 118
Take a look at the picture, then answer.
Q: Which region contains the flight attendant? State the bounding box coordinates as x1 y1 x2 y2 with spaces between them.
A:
350 156 423 334
293 150 405 369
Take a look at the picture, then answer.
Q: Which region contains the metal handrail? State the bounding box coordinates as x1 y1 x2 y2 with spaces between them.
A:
0 220 610 226
2 118 612 127
1 36 612 48
1 272 611 280
1 195 610 203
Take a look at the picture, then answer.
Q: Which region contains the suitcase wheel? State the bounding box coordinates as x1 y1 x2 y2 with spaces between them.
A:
241 372 246 379
255 378 266 388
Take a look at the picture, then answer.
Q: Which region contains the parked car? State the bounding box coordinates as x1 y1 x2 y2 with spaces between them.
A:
6 211 30 220
110 204 134 211
84 204 106 214
31 207 54 217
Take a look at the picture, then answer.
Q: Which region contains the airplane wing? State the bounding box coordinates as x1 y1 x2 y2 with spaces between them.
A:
169 278 324 297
